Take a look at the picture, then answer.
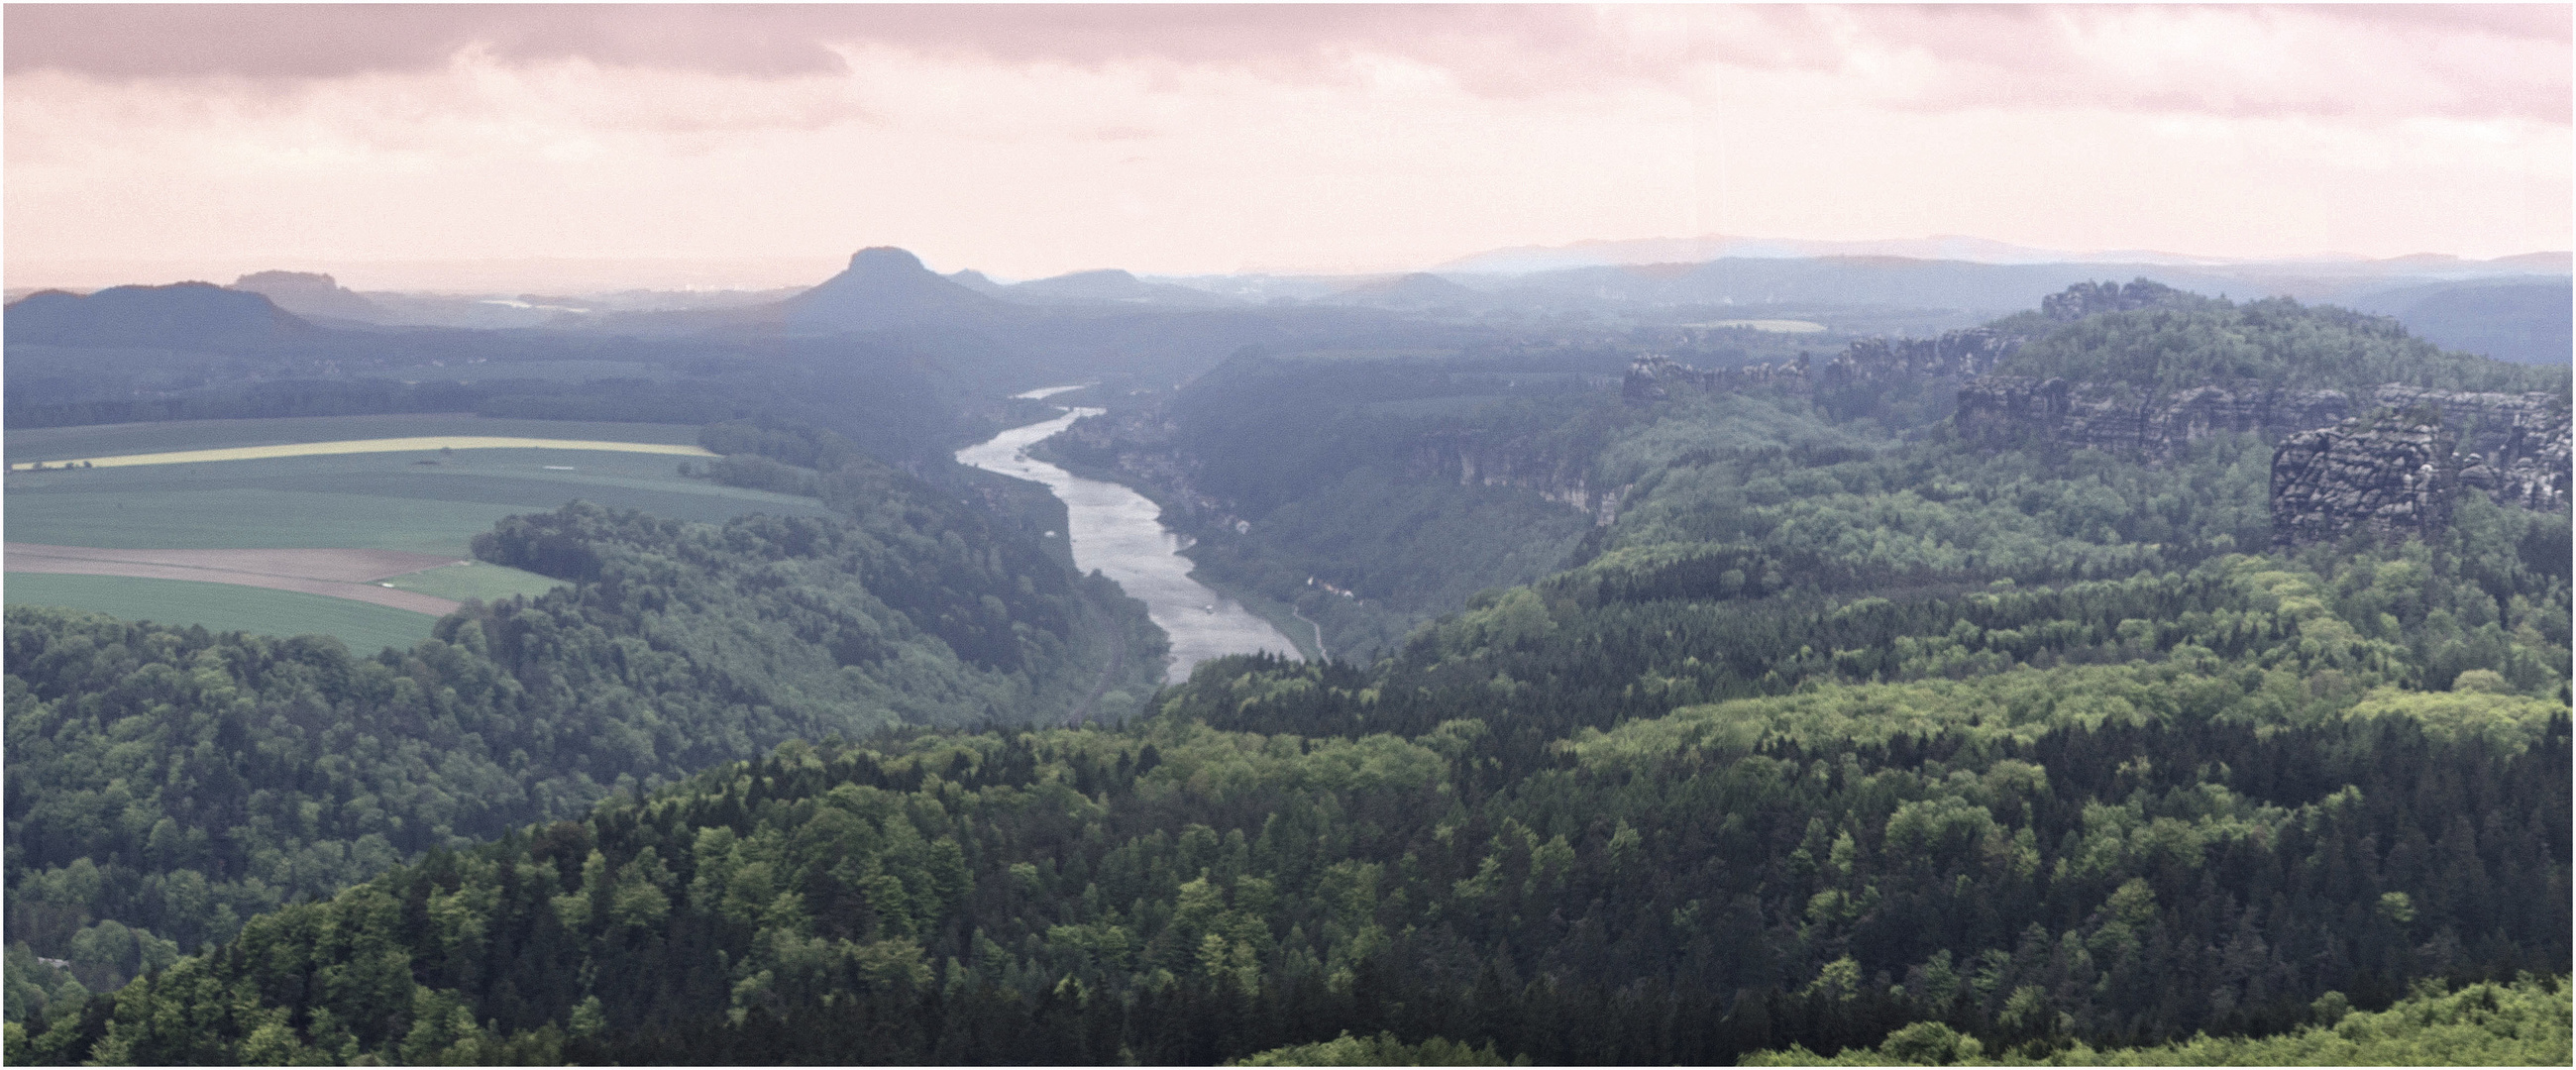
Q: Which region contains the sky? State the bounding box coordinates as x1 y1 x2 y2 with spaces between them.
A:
5 4 2569 292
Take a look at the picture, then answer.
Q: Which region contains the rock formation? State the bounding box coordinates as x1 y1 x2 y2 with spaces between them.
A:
1956 374 2569 537
2374 386 2570 511
1406 434 1628 525
2271 413 2460 546
1955 377 2354 461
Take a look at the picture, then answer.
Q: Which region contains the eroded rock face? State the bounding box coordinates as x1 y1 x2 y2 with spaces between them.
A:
2272 415 2459 546
1957 374 2569 539
1956 377 2353 461
1406 434 1629 526
2374 386 2570 512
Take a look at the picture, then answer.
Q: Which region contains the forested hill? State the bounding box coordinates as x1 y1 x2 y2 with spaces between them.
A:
10 493 2568 1062
1986 281 2568 395
4 453 1162 1018
7 279 2569 1065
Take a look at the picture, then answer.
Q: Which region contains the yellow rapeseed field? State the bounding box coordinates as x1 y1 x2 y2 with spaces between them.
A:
9 437 719 472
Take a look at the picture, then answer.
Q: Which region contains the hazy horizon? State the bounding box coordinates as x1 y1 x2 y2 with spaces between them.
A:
11 231 2574 299
7 4 2568 293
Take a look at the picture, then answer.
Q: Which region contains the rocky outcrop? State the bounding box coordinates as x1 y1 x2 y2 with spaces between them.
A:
1624 353 1807 402
1960 375 2569 529
2373 386 2570 511
1406 434 1629 525
1955 377 2354 461
2272 414 2459 546
1820 326 2022 384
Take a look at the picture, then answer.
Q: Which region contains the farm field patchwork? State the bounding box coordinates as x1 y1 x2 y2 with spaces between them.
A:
379 561 568 602
4 415 826 642
5 544 466 614
1 574 441 652
6 446 831 556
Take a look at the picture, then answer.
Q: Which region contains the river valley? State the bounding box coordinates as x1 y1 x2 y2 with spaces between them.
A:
956 402 1300 683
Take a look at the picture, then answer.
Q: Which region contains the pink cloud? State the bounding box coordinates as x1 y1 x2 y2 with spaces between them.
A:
7 5 2563 124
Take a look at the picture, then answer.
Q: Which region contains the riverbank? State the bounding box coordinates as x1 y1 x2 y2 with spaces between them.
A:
1024 441 1323 663
955 407 1300 682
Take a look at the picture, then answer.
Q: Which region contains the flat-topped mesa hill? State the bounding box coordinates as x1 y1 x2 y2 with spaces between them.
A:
230 270 389 323
779 246 1020 331
4 281 312 349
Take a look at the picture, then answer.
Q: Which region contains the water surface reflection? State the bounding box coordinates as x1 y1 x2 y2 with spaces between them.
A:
957 405 1299 683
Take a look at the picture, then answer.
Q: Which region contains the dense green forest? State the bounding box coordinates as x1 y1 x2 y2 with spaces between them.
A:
10 486 2565 1060
9 610 2562 1062
1746 974 2570 1066
6 281 2568 1064
1988 290 2571 395
4 448 1160 1016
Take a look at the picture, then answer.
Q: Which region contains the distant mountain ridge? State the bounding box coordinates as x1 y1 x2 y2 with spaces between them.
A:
4 282 311 349
1438 233 2574 276
939 267 1235 308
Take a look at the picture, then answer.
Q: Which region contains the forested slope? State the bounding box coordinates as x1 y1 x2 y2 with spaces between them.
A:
1747 974 2570 1066
5 453 1161 1017
6 282 2568 1064
9 515 2564 1062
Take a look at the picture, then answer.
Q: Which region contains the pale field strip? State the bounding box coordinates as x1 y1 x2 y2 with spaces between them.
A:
7 436 719 472
4 544 467 615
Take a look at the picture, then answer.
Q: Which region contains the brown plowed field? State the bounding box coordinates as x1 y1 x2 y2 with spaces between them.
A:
4 544 466 615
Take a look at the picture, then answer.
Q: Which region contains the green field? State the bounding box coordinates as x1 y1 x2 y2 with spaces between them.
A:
4 415 830 643
1 573 438 652
5 413 703 465
6 444 831 556
380 562 568 602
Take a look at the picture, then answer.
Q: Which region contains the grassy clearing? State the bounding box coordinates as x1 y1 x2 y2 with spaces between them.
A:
6 448 832 556
1 573 435 652
5 413 704 463
379 562 567 602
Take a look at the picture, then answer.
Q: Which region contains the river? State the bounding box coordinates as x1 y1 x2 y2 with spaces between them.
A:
956 402 1301 683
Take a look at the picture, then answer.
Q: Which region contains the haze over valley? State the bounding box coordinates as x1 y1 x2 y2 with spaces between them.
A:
4 5 2569 1066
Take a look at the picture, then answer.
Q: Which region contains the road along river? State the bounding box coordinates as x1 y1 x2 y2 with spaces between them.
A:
956 405 1301 683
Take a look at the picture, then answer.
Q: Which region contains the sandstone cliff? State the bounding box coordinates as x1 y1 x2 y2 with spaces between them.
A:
1953 375 2566 496
1405 433 1628 526
1954 377 2352 461
2271 414 2459 546
2374 385 2570 511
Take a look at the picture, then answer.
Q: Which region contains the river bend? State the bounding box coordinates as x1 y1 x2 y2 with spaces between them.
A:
956 405 1299 682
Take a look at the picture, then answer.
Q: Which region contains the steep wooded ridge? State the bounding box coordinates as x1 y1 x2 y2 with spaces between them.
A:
3 449 1162 1017
7 280 2570 1065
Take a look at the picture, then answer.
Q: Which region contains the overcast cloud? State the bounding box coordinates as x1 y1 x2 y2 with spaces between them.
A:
6 4 2565 289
